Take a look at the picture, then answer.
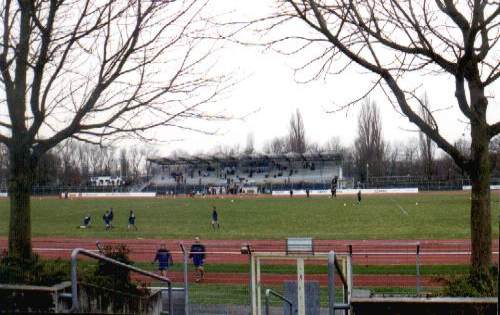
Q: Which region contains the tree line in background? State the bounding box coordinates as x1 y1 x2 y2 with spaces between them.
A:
261 104 500 183
4 102 500 189
0 142 157 189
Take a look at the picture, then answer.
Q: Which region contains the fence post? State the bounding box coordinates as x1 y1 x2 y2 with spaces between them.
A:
265 289 270 315
328 251 336 315
416 243 421 296
180 243 189 315
347 245 353 315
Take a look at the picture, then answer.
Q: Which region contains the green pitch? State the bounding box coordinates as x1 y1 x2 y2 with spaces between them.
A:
0 192 498 239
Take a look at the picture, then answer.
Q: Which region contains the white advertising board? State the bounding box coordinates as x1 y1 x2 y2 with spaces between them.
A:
61 192 157 198
272 188 418 196
462 185 500 190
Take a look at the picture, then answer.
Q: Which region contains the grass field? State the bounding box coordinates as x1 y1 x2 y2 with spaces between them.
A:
0 192 499 239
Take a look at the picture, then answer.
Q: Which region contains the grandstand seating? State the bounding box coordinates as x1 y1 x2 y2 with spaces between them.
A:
143 153 343 193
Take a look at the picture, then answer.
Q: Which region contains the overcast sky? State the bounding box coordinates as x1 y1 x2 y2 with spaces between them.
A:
149 0 500 156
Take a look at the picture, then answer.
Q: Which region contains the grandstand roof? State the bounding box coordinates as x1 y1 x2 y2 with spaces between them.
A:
148 152 342 166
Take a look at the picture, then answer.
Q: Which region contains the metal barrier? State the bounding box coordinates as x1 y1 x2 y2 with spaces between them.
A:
69 248 173 314
179 243 190 315
264 288 294 315
328 251 351 315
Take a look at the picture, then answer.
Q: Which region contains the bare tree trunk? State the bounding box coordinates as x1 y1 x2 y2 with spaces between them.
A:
469 86 492 283
8 145 33 261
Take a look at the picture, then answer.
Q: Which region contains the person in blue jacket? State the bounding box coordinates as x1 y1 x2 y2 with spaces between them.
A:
189 237 206 282
153 243 173 277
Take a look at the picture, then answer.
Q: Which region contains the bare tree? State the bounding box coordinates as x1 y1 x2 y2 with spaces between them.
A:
418 94 436 180
59 141 80 185
119 148 130 179
256 0 500 286
287 109 307 153
354 99 385 182
0 0 224 261
386 143 400 177
401 139 420 176
128 146 150 183
76 143 91 181
324 136 346 155
263 136 287 154
244 133 255 155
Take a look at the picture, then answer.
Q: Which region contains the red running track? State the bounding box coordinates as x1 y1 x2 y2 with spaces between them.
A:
1 237 496 288
131 271 443 287
1 237 497 265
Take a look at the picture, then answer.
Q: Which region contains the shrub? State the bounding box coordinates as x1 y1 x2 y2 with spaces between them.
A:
82 244 149 296
442 267 498 297
81 244 150 313
0 250 67 286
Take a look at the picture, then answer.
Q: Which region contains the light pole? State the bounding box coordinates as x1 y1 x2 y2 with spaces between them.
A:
366 163 369 188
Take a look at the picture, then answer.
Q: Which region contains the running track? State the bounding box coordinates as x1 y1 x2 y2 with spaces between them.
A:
1 237 497 287
1 237 496 265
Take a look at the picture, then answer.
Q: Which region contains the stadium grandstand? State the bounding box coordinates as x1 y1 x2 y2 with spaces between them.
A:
144 152 344 195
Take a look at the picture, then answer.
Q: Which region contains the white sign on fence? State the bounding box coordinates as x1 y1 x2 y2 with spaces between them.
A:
61 192 157 198
462 185 500 190
272 188 419 196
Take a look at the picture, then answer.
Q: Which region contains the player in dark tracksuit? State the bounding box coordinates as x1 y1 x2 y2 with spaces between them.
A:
108 208 114 228
211 207 219 231
153 243 173 277
80 214 91 228
128 210 137 230
190 237 206 282
357 190 362 204
331 177 338 198
103 211 110 230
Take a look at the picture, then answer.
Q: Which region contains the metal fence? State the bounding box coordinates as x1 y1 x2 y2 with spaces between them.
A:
2 239 498 314
2 176 500 196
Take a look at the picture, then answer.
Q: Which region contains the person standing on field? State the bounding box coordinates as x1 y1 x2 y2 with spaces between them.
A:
331 176 338 198
128 210 137 230
108 208 114 228
211 206 220 231
103 211 110 230
357 190 362 204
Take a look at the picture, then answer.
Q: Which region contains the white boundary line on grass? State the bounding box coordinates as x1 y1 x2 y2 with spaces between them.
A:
390 198 409 215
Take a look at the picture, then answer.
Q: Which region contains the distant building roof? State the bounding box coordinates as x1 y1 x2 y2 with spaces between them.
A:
148 152 342 166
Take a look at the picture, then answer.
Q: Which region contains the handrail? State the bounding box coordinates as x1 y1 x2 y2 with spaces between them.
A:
179 242 190 315
264 288 293 315
334 256 348 289
70 248 173 314
328 251 351 315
